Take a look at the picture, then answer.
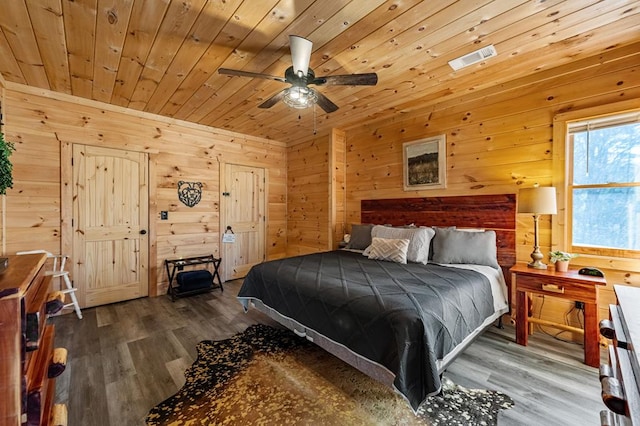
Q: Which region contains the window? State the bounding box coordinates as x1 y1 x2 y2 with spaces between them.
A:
567 112 640 258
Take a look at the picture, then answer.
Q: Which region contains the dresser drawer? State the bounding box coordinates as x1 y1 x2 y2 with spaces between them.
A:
0 253 65 426
600 286 640 425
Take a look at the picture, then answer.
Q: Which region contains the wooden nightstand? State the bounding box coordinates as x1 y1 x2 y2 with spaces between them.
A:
510 263 607 367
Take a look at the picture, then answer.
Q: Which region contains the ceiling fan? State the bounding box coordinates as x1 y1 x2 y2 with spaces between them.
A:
218 35 378 113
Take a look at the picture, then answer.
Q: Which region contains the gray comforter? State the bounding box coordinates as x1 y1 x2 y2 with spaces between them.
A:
237 250 494 410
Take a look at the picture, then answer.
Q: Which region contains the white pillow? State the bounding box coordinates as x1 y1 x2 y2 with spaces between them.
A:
365 225 435 264
367 237 410 264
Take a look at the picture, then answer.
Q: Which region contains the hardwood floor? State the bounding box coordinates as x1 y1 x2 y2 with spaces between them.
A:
53 279 606 425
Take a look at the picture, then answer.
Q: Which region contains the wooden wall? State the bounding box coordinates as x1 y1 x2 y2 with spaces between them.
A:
286 128 347 256
0 84 287 296
286 136 330 255
338 43 640 329
330 128 346 249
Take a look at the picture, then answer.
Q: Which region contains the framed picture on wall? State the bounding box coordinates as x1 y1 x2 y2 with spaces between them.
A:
403 134 446 191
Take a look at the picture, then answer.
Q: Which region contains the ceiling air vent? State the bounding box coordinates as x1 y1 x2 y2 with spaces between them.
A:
448 45 497 71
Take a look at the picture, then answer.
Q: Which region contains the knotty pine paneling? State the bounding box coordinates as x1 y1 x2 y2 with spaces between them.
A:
286 128 347 254
330 128 346 249
0 85 287 298
287 137 330 255
337 47 640 336
3 127 60 255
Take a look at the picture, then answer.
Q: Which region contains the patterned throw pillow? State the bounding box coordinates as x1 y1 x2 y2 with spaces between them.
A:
367 237 410 264
367 225 435 264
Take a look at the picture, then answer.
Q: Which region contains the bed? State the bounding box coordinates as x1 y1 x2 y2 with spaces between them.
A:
237 194 516 411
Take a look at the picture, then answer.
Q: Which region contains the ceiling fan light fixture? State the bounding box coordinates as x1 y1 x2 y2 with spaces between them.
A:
283 86 317 109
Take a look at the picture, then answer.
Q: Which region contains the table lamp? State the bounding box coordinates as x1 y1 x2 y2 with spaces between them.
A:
518 185 557 269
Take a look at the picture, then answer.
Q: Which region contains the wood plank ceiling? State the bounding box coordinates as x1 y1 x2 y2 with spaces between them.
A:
0 0 639 145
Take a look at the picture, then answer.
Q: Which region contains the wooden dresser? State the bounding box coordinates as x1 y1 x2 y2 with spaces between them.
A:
600 284 640 425
0 253 66 425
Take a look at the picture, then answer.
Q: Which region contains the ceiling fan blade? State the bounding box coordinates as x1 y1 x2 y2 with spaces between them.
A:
289 35 313 76
258 89 287 109
218 68 286 83
315 92 339 113
312 73 378 86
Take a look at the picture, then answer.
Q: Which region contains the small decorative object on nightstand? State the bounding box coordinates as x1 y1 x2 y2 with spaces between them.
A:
548 250 578 272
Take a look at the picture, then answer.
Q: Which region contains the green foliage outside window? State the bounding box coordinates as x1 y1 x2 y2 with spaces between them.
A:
0 131 15 195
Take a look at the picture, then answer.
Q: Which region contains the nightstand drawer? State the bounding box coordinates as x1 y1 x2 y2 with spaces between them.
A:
515 274 598 303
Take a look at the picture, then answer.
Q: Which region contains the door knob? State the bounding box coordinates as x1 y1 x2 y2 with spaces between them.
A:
140 230 147 235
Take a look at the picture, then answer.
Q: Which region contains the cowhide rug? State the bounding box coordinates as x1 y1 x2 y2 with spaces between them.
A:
146 324 513 425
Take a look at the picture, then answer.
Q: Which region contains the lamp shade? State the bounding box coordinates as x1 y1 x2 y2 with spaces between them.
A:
518 186 557 214
290 35 313 76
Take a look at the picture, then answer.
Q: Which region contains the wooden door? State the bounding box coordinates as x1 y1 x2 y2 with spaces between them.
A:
221 164 265 281
73 145 149 308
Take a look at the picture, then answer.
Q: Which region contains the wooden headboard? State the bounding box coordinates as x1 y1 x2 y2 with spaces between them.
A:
361 194 517 276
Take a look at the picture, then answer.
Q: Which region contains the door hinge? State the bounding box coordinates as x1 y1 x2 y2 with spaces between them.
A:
71 157 74 166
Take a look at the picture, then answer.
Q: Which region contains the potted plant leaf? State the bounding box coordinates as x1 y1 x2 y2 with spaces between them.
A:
0 131 15 195
548 250 578 272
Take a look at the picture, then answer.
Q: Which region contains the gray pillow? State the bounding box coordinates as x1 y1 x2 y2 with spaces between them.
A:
429 226 455 260
345 224 373 250
431 227 499 269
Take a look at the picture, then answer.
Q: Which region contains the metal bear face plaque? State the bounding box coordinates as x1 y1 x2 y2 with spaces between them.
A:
177 181 203 208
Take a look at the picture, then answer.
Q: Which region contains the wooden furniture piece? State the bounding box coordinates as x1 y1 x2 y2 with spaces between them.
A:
17 250 82 319
0 253 66 425
165 255 222 301
511 263 606 367
599 284 640 425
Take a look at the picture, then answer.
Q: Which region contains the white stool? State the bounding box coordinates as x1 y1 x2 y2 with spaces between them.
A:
17 250 83 319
